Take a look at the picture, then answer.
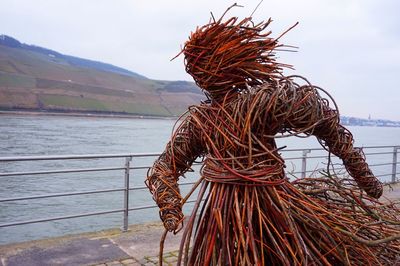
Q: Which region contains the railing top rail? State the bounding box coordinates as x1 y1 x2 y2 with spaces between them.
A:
358 145 400 149
278 145 400 152
0 152 161 162
0 145 398 162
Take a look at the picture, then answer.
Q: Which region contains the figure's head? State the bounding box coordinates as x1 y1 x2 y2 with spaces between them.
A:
181 13 291 101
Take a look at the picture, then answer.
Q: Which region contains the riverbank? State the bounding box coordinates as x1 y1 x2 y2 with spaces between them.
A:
0 110 178 120
2 109 400 128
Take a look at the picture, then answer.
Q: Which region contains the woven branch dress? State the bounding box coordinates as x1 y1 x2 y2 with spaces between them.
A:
147 78 388 265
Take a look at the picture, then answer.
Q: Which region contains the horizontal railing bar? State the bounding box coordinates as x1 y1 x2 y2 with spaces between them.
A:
0 150 397 164
308 153 395 160
284 155 329 160
360 145 400 149
364 152 394 156
279 147 325 152
0 188 125 202
284 152 395 160
368 163 396 167
308 156 339 160
295 165 399 170
282 157 303 161
291 169 397 175
292 168 395 175
279 145 398 153
0 167 125 177
129 204 157 211
2 160 395 177
130 166 151 170
129 186 148 191
0 153 161 162
0 208 124 228
376 173 395 178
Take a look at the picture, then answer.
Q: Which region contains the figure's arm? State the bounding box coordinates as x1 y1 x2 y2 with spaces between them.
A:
283 84 383 198
146 115 204 231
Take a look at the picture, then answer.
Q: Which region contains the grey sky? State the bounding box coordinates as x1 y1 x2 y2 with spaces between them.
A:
1 0 399 120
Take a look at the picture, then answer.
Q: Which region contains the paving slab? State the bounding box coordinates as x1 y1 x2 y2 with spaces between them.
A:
111 222 183 259
0 222 178 266
3 238 130 266
383 182 400 201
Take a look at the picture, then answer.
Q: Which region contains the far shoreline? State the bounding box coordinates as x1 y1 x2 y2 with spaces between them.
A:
1 109 399 128
0 109 178 120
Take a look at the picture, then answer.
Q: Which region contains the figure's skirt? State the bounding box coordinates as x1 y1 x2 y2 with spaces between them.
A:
176 177 400 265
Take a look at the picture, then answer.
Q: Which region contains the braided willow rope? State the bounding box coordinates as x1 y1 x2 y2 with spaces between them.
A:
146 7 398 265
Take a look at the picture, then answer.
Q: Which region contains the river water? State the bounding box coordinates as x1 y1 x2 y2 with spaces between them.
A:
1 114 399 244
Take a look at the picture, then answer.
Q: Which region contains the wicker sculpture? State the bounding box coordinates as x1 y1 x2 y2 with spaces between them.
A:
147 7 400 265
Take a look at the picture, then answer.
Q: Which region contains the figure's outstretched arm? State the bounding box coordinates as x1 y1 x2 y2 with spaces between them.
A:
146 115 204 231
284 83 383 198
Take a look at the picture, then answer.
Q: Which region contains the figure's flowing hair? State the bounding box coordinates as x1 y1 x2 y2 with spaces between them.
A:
180 4 296 100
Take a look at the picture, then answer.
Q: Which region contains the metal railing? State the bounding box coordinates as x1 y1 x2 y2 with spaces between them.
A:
0 145 399 234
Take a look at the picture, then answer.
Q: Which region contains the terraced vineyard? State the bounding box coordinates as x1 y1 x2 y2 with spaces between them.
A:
0 35 204 117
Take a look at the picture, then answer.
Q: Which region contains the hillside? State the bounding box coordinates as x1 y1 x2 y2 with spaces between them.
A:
0 35 204 117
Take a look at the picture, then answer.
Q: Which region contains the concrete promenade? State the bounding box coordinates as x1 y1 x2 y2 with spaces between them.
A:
1 183 399 266
0 221 183 266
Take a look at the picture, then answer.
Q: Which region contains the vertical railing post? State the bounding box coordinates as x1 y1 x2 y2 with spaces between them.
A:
392 147 399 183
301 149 311 178
122 156 132 232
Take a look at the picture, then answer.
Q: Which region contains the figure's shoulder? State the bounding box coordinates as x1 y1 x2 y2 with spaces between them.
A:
188 101 212 114
241 81 291 102
185 103 216 124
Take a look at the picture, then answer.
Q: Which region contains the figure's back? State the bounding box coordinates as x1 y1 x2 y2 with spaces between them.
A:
190 85 287 182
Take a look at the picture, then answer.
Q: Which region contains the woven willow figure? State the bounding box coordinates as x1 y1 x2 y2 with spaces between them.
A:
147 10 400 266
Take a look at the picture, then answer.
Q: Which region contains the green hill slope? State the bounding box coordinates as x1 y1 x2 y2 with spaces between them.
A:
0 35 204 117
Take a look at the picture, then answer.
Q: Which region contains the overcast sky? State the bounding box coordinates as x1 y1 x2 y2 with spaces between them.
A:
1 0 399 120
